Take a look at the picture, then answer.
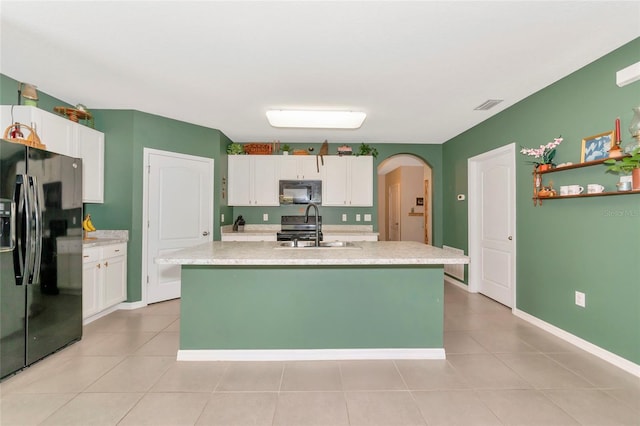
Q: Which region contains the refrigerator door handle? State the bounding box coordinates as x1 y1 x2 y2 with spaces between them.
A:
29 175 42 285
12 175 29 285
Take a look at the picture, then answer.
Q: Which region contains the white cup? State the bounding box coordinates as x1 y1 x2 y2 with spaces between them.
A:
568 185 584 195
587 184 605 194
560 185 570 196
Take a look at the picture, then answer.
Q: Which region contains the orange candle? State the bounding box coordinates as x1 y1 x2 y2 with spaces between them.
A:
615 117 621 143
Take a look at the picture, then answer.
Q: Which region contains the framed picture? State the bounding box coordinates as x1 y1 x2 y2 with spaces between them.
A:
416 197 424 206
581 131 614 163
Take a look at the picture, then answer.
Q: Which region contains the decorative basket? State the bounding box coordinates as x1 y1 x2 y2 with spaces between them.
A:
3 123 46 149
244 143 273 155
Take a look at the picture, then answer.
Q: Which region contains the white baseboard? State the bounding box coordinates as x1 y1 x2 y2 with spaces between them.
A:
444 275 469 291
118 301 147 310
82 305 121 325
514 308 640 378
177 348 446 362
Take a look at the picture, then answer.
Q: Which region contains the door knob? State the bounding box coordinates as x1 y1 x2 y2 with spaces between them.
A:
202 231 210 236
508 236 513 240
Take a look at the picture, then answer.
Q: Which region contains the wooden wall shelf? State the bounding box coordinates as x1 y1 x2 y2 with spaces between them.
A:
532 155 638 205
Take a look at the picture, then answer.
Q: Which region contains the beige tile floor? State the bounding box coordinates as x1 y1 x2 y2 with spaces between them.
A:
1 282 639 425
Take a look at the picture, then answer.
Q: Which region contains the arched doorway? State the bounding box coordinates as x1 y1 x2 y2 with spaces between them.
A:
377 155 432 244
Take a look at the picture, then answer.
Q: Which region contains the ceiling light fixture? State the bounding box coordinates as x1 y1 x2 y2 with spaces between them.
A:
266 110 366 129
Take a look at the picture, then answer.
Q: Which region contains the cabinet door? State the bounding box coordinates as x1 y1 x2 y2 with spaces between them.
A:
228 156 252 205
82 259 101 319
349 156 373 206
279 156 299 180
322 156 348 206
75 125 105 203
252 156 279 205
35 109 74 155
300 156 322 180
103 254 127 308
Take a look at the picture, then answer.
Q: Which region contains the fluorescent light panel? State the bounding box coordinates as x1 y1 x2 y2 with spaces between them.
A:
616 61 640 87
266 110 366 129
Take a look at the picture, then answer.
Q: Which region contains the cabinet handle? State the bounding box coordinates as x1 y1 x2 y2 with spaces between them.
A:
97 264 101 269
104 261 109 267
114 249 120 252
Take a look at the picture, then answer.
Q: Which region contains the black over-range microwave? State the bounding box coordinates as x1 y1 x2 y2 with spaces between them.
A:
279 180 322 205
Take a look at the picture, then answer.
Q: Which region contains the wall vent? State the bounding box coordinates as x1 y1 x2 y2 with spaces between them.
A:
474 99 503 111
443 245 465 281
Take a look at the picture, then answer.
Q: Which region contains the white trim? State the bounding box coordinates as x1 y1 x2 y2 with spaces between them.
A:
117 301 147 310
444 274 470 292
82 305 121 325
467 143 516 307
177 348 446 362
514 309 640 378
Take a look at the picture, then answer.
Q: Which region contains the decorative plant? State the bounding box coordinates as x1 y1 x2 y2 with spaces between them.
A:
520 136 563 167
281 144 291 152
604 146 640 173
226 142 245 155
356 143 378 158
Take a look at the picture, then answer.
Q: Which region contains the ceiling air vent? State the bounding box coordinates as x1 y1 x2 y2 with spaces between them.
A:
474 99 503 111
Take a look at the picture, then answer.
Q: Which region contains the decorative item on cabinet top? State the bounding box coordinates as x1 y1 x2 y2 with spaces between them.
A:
3 122 46 149
53 104 95 128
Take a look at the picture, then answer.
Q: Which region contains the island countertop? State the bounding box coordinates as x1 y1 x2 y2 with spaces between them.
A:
155 241 469 266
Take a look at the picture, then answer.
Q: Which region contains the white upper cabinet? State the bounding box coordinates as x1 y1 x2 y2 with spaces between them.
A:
228 155 279 206
1 105 105 204
1 105 73 155
74 125 104 203
322 156 373 206
279 155 322 180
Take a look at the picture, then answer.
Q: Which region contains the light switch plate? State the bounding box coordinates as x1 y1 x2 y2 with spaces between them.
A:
221 213 225 222
364 214 372 222
356 214 361 222
263 213 269 221
342 214 347 222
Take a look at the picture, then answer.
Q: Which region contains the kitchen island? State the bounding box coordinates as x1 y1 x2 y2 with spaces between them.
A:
156 241 469 361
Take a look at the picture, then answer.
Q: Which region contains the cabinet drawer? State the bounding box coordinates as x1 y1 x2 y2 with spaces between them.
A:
82 248 100 263
103 243 127 258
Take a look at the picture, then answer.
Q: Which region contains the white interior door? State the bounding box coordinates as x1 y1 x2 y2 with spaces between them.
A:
388 183 400 241
144 149 213 304
468 144 515 307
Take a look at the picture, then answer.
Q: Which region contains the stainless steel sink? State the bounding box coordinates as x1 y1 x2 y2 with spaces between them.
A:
275 241 360 249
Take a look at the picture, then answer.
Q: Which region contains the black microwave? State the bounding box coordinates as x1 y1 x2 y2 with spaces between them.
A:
279 180 322 205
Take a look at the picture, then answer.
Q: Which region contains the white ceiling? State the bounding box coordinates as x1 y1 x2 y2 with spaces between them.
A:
1 1 638 145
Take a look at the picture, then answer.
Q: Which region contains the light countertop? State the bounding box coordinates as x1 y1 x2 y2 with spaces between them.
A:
82 230 129 248
155 241 468 266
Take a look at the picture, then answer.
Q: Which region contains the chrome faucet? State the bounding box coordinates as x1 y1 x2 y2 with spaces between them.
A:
304 202 320 247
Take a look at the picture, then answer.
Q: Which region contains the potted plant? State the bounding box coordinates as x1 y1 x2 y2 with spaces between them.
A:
356 143 378 158
281 144 291 155
226 143 245 155
520 136 563 171
604 146 640 190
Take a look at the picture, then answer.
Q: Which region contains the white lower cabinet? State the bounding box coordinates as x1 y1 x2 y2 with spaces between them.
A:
82 243 127 320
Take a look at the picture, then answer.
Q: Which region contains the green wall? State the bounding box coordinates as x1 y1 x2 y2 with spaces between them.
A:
442 38 640 364
87 110 231 302
232 142 444 246
0 74 72 111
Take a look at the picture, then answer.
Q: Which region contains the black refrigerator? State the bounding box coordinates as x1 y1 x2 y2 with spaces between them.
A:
0 139 83 379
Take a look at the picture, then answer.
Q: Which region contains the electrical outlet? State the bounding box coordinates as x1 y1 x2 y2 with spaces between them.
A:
342 213 347 222
356 214 361 222
364 214 372 222
263 213 269 221
221 213 225 222
575 291 586 308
